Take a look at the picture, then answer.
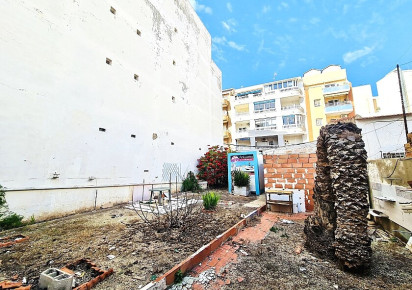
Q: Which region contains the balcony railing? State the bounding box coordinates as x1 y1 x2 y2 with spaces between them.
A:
324 101 353 114
323 83 350 95
256 125 277 131
282 124 304 129
281 104 304 111
254 108 276 114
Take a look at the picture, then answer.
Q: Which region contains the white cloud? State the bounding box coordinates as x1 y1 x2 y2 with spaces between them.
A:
189 0 212 14
212 36 246 52
310 17 320 25
228 41 245 51
278 2 289 10
343 46 374 64
221 18 237 33
262 5 271 14
227 2 233 13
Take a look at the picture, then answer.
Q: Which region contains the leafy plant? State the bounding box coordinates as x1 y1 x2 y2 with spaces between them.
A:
0 184 25 231
174 269 184 283
202 191 221 210
270 226 280 233
197 146 229 188
233 170 250 187
181 171 201 192
0 214 24 230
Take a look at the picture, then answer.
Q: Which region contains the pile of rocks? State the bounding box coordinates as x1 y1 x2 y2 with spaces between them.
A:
304 123 371 271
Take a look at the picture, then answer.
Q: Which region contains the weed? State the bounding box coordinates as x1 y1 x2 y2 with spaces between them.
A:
174 269 184 283
270 226 279 233
29 215 36 225
281 232 289 239
202 191 220 210
181 171 201 192
0 213 24 230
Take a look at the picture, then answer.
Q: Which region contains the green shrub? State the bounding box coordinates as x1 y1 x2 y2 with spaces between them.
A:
0 213 24 231
233 170 250 187
181 171 201 192
202 191 221 210
0 184 25 231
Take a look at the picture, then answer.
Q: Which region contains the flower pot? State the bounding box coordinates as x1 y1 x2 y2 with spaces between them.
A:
234 186 249 196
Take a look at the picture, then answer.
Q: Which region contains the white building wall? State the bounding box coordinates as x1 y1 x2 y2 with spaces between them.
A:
376 70 412 115
356 115 412 159
0 0 222 220
352 85 375 117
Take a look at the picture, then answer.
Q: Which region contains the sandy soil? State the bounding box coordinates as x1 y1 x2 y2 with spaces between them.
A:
221 219 412 290
0 191 258 289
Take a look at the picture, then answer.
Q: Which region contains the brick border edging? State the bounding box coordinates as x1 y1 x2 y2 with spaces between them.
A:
62 258 114 290
0 235 29 248
141 205 267 290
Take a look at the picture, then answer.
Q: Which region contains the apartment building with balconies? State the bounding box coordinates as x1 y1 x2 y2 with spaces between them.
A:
224 77 308 150
222 88 234 145
303 65 355 141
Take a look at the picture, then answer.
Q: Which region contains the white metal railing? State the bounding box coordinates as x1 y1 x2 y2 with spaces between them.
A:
256 126 277 131
282 124 304 129
236 111 249 115
281 104 303 111
254 108 276 114
325 101 352 107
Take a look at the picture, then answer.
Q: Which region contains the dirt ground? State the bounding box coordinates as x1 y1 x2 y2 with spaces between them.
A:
220 218 412 290
0 191 258 289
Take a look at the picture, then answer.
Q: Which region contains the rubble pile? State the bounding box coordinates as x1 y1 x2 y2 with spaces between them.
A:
304 123 371 271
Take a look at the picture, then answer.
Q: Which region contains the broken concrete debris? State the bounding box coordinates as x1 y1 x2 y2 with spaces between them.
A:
304 123 372 271
39 268 73 290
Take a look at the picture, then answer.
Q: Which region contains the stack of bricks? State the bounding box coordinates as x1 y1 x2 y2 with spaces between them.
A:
406 133 412 158
263 153 317 211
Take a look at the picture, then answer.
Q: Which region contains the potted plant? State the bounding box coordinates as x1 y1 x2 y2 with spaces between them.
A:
233 170 250 196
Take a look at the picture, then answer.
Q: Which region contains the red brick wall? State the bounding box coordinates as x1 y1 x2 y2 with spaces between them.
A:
264 153 317 211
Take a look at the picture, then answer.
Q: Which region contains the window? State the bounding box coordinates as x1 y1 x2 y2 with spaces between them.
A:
110 7 116 15
282 115 303 127
255 117 276 129
134 74 139 81
316 118 323 126
106 58 112 65
314 99 321 107
254 100 275 112
264 79 298 92
136 29 141 36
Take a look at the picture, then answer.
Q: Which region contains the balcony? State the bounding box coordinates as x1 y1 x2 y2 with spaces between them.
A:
223 130 232 140
277 88 303 101
254 108 276 114
249 126 278 137
281 104 304 114
324 101 353 115
281 123 306 134
223 115 231 124
222 99 230 110
323 83 350 96
235 130 250 139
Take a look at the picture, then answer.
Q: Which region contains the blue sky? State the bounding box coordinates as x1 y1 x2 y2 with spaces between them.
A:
190 0 412 95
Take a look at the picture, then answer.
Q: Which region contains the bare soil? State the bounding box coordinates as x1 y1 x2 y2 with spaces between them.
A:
0 191 257 289
221 219 412 290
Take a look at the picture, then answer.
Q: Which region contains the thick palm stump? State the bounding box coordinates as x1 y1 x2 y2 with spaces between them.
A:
304 123 371 271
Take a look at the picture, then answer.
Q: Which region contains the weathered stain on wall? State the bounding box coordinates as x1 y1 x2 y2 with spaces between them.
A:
0 0 222 220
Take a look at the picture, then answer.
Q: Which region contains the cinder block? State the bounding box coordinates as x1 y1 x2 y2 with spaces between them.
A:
39 268 73 290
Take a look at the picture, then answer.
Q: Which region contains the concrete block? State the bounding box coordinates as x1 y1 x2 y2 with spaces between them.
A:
39 268 73 290
199 181 207 190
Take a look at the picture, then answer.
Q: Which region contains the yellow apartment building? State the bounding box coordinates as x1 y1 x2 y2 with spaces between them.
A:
303 65 355 141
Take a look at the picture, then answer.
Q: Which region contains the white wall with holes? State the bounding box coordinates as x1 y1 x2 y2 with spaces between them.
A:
0 0 222 220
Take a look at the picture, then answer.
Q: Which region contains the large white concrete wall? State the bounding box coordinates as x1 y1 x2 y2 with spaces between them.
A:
0 0 222 220
352 85 374 117
376 70 412 115
356 116 412 159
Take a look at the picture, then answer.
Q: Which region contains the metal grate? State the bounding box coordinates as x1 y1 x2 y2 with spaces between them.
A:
162 163 182 182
